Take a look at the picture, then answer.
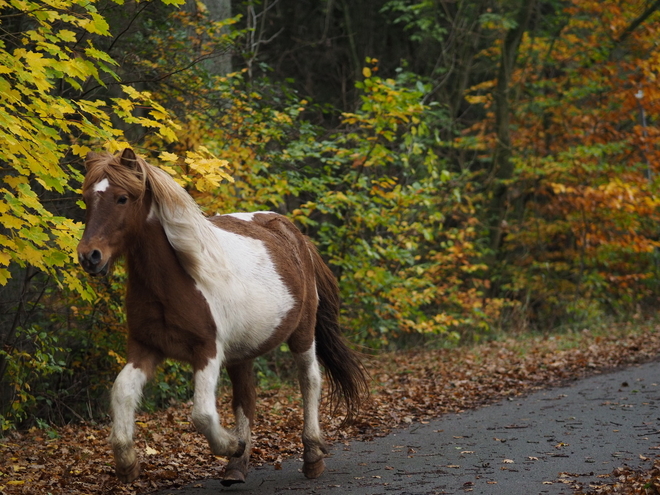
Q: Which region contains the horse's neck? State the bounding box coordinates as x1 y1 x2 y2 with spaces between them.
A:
125 219 192 291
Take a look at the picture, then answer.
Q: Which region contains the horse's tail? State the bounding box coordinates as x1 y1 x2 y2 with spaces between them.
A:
308 240 369 424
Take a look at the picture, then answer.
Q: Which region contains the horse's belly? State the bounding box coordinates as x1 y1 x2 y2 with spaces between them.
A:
213 294 297 361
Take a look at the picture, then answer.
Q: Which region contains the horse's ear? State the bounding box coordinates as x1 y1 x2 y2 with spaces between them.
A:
84 151 100 170
119 148 139 170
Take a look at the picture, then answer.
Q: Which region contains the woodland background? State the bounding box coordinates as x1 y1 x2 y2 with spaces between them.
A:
1 0 659 432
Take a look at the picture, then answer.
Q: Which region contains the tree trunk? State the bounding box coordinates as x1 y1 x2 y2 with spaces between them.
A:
186 0 232 77
487 0 537 256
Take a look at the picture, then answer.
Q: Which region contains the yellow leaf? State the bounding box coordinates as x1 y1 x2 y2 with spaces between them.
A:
23 51 46 71
20 244 44 266
160 152 179 162
85 13 110 35
121 85 141 99
115 98 134 114
0 251 10 265
158 126 178 143
104 140 128 153
57 29 77 42
0 214 25 230
71 144 91 157
362 67 372 78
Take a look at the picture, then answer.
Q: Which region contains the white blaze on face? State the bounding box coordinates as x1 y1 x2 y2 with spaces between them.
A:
93 178 110 193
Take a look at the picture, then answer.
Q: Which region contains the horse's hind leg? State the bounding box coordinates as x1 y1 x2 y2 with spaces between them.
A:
192 355 245 459
221 360 256 486
292 344 328 479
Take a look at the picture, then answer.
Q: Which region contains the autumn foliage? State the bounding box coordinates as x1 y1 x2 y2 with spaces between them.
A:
475 0 660 326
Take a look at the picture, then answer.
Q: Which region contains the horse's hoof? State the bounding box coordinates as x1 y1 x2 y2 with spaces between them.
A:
221 469 246 486
232 440 246 458
303 457 325 479
116 458 141 483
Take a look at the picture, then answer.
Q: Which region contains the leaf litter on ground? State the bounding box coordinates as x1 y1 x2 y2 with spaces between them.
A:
2 322 660 494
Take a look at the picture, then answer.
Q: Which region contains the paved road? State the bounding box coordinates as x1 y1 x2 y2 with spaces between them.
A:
156 359 660 495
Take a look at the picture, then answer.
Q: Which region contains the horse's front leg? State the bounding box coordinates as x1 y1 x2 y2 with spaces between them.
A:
192 355 245 459
221 360 256 486
109 352 159 483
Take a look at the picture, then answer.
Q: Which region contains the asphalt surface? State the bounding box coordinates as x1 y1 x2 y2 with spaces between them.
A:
156 359 660 495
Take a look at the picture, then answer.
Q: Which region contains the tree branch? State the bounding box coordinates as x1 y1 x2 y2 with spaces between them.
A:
616 0 660 44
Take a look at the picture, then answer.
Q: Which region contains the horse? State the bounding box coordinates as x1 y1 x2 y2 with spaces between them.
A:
76 147 369 485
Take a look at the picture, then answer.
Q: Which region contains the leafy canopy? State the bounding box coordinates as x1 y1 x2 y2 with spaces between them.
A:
0 0 183 292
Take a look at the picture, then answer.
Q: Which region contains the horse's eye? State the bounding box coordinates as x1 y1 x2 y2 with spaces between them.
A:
117 195 128 205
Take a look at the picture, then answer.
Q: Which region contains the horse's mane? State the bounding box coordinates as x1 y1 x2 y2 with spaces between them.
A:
83 151 195 213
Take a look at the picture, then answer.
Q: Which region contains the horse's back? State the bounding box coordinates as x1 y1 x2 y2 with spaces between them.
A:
210 212 312 271
213 211 306 245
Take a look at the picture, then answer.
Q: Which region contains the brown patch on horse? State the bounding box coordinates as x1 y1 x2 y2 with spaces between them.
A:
223 360 256 484
226 361 257 427
124 218 218 372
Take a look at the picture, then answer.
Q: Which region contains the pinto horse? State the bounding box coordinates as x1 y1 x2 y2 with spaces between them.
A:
76 148 368 485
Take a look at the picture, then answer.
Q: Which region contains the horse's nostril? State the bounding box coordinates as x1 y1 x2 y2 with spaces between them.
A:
89 249 102 264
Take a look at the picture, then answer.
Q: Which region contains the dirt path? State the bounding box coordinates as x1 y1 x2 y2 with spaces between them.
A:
155 359 660 495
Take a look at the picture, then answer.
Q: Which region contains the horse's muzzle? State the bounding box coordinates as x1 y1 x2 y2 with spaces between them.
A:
79 249 109 276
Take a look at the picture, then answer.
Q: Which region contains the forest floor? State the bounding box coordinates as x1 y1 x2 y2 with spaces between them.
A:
2 320 660 495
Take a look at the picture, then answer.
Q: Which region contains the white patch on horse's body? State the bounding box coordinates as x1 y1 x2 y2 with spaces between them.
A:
109 363 148 467
208 227 294 354
224 211 273 222
154 200 294 361
93 178 110 192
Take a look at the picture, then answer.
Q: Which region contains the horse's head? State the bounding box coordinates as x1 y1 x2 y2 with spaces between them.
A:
77 148 151 276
